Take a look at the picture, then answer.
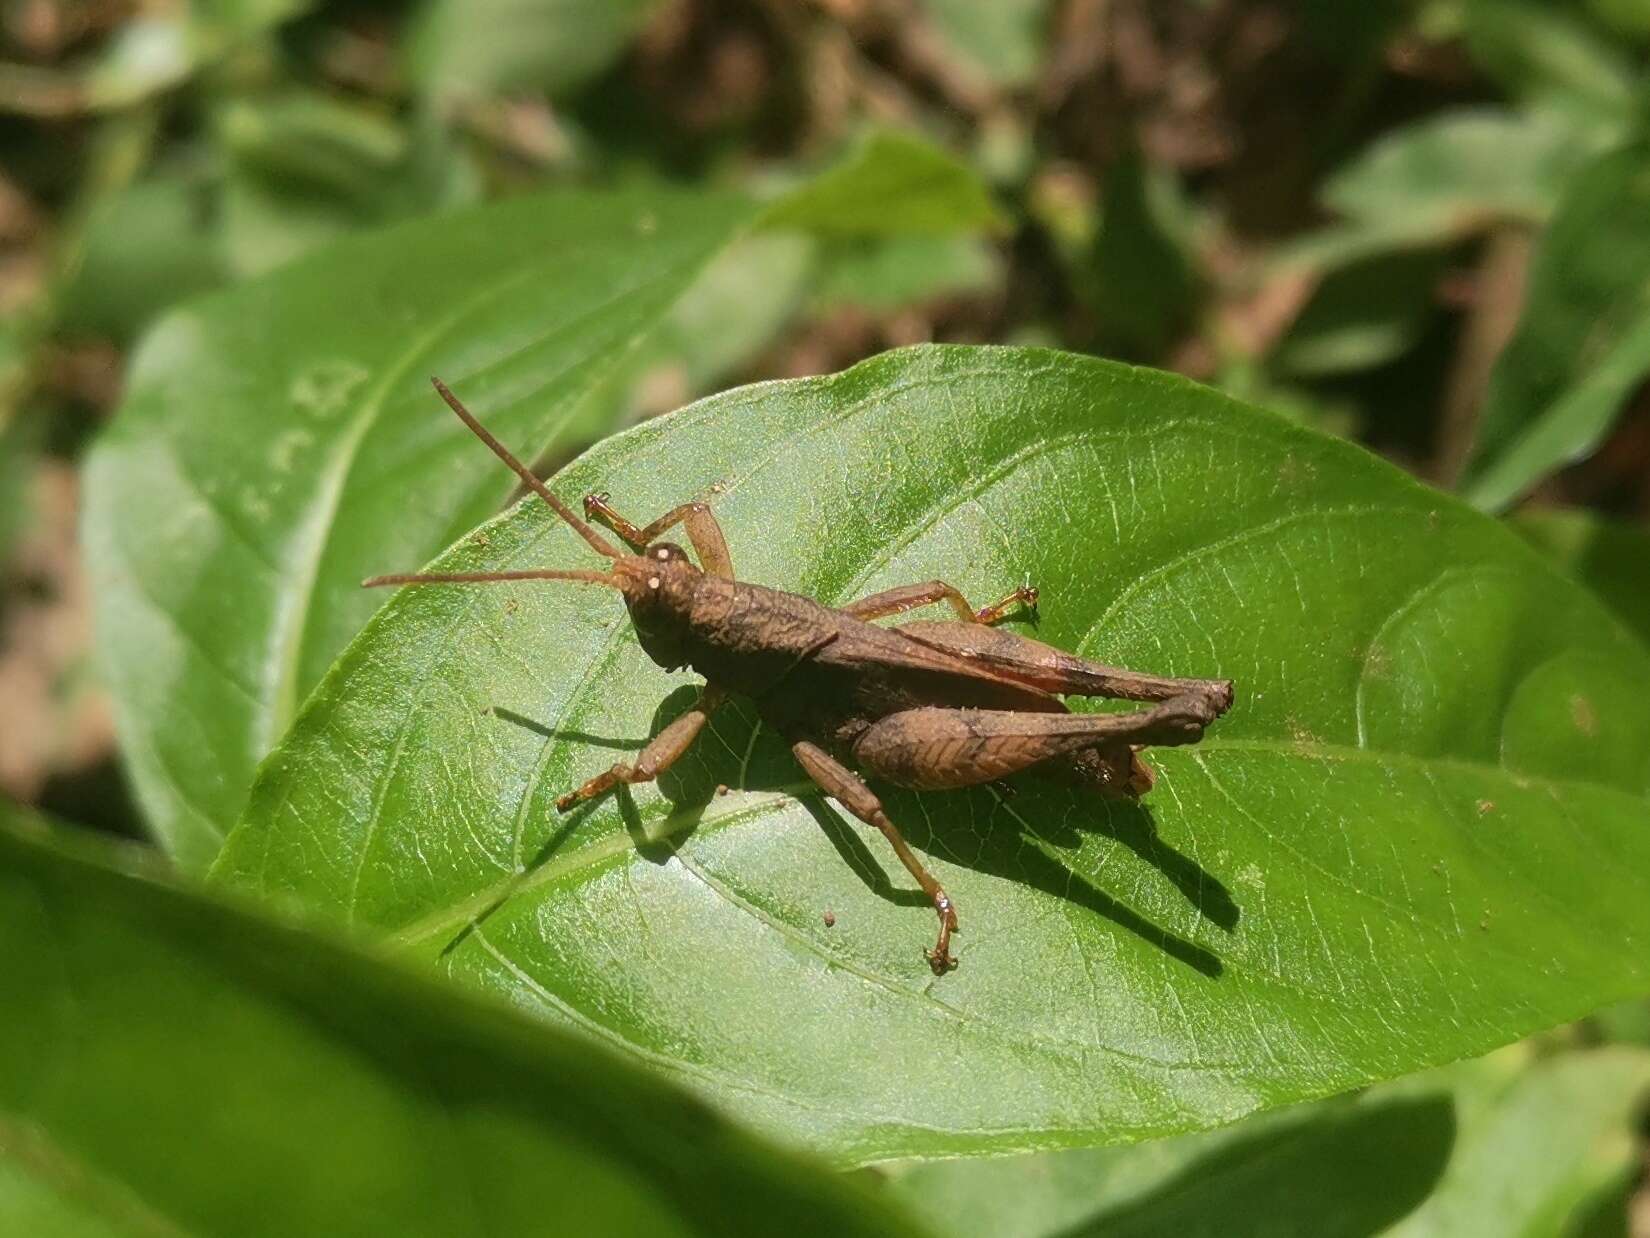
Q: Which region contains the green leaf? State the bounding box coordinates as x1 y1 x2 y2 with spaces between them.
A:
1319 107 1619 242
919 0 1052 89
1462 0 1640 122
1085 150 1197 356
1589 0 1650 40
886 1085 1454 1238
1564 1172 1634 1238
1510 509 1650 652
0 809 925 1238
55 176 228 342
405 0 660 102
86 135 1001 871
1589 997 1650 1048
1273 250 1446 377
1384 1049 1650 1237
216 94 481 277
885 1047 1650 1238
813 235 1000 313
84 186 752 872
568 234 817 430
1462 141 1650 511
215 344 1650 1161
1212 362 1360 439
633 234 818 398
761 131 1008 237
1465 321 1650 510
1278 106 1622 279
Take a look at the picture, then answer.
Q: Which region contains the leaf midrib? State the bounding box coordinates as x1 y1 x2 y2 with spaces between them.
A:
387 734 1645 975
446 805 1277 1085
388 735 1637 1142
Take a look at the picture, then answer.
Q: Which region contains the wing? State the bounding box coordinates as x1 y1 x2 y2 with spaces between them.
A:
805 610 1067 714
675 576 1063 713
894 620 1234 712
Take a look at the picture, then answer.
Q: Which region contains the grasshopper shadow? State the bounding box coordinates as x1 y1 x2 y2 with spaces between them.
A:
663 695 1234 979
889 782 1231 978
488 706 646 753
800 793 1225 977
495 689 1237 978
442 696 713 962
1032 784 1240 934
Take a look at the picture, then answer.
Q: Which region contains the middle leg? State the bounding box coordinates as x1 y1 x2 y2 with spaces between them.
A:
843 578 1039 625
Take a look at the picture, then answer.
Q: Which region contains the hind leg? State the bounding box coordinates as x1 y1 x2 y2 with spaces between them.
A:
1061 743 1156 798
851 695 1220 792
790 738 959 974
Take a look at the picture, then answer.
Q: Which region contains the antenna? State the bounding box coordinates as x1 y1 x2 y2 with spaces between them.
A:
430 376 621 560
362 568 618 589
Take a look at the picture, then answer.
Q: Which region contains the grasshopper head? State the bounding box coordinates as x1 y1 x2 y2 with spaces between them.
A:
612 543 701 670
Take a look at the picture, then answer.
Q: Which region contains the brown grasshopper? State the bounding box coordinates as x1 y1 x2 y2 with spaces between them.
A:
367 378 1235 974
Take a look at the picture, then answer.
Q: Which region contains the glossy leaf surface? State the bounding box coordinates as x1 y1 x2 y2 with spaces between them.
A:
86 186 753 869
216 345 1650 1161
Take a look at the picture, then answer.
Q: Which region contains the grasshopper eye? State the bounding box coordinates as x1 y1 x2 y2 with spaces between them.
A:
647 542 689 565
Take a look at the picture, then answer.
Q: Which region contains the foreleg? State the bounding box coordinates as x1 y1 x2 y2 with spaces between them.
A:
556 685 726 811
583 494 734 580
